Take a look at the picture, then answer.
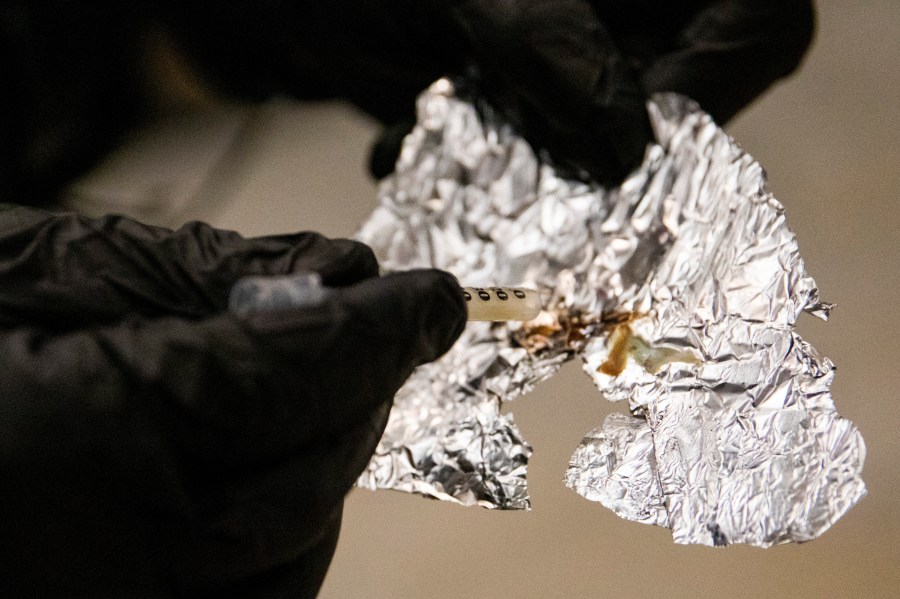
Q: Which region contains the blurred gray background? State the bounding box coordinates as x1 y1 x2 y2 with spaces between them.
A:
68 1 899 597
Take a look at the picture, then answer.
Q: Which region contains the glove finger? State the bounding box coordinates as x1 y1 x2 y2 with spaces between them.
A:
174 223 379 303
0 206 378 330
330 267 467 367
639 0 815 124
444 0 653 185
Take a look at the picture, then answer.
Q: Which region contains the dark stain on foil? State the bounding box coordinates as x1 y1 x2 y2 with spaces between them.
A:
512 306 600 355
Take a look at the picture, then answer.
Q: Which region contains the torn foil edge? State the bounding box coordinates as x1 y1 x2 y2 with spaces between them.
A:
355 78 866 546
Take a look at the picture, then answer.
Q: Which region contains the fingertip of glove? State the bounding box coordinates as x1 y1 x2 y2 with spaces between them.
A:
340 269 466 365
412 269 467 360
315 238 379 286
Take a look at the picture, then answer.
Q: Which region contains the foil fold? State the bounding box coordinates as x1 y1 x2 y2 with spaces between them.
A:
355 79 866 546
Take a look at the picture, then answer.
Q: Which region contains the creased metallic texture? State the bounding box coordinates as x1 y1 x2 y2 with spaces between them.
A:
354 79 866 545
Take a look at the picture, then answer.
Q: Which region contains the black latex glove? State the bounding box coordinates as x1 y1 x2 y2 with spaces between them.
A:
360 0 817 182
0 204 466 597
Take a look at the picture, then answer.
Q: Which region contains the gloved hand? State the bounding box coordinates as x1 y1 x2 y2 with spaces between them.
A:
364 0 818 182
0 204 466 597
158 0 813 185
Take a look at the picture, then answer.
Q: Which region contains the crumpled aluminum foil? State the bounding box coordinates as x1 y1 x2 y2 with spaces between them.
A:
354 78 866 546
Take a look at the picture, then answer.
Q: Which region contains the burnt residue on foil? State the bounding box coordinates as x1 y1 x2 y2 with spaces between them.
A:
512 304 598 355
354 78 866 546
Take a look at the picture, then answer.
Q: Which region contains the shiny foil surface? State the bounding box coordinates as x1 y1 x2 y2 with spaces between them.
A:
354 79 866 546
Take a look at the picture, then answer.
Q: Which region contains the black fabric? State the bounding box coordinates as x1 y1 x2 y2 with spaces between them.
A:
0 1 813 204
0 204 466 596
